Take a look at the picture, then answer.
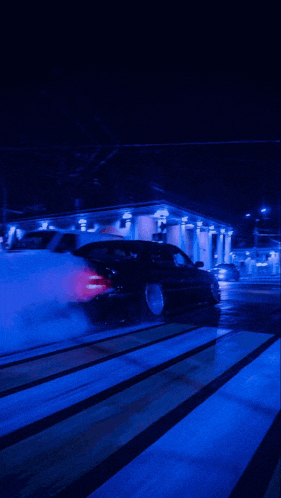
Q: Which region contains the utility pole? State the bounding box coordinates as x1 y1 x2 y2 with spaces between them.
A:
1 179 7 250
1 179 7 234
254 223 258 260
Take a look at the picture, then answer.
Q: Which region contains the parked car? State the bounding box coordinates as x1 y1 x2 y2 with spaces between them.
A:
210 263 240 282
73 240 221 321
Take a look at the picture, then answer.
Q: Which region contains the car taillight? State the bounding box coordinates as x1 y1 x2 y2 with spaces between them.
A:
63 268 113 302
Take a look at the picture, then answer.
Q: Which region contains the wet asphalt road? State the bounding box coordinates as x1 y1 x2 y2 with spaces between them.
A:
0 280 280 497
171 281 281 337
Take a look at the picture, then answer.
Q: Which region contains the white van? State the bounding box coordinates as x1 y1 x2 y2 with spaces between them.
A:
9 229 124 253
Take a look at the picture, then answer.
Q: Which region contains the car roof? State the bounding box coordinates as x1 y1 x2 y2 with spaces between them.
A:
74 239 177 256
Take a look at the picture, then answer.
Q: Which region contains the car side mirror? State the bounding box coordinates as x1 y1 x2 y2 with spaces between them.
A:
195 261 204 268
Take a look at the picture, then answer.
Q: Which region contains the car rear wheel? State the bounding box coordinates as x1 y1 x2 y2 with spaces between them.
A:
142 283 165 319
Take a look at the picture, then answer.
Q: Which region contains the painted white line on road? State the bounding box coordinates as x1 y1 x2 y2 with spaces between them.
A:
0 331 272 498
229 288 280 295
0 323 194 393
0 326 233 438
89 340 280 498
0 321 164 366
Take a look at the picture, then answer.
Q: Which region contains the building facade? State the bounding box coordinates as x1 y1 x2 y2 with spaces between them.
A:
230 245 280 276
5 201 233 270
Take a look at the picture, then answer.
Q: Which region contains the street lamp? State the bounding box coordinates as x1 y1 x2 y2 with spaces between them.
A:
245 206 273 264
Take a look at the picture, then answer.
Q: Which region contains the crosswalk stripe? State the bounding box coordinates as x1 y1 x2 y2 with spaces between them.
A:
229 411 281 498
0 323 197 397
85 340 280 498
1 333 276 498
0 324 279 498
0 331 274 497
0 322 187 367
0 326 233 445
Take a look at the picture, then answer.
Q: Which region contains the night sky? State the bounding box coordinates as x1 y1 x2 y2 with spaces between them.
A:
0 65 280 227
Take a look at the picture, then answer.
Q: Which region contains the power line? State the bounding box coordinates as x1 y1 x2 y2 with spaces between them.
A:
117 139 281 147
0 139 279 152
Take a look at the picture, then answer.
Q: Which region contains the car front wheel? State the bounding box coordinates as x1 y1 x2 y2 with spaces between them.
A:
209 281 221 305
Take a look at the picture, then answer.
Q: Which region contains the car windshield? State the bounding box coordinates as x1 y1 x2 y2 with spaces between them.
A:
10 231 57 250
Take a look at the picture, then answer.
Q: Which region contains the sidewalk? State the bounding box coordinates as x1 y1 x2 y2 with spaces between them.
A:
240 275 280 284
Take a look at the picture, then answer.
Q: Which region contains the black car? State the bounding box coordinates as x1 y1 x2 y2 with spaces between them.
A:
74 240 221 321
210 263 240 282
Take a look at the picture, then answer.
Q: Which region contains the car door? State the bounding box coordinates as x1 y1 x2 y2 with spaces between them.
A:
102 242 141 293
166 245 209 304
147 243 187 310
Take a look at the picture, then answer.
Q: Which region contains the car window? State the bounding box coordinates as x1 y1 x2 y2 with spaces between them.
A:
150 244 175 267
79 242 139 261
55 233 76 252
168 246 194 268
108 247 138 259
85 246 108 259
9 231 56 250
